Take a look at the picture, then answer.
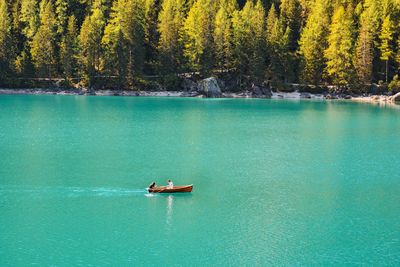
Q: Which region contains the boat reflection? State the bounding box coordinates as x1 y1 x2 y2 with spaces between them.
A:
166 195 173 226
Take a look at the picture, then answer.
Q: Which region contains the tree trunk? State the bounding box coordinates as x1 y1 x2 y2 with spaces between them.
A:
386 60 389 83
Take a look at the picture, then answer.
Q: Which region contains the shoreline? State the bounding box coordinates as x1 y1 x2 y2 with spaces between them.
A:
0 88 399 106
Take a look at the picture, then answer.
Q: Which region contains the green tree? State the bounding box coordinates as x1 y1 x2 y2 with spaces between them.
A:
55 0 69 34
298 0 329 84
266 3 284 80
143 0 159 73
31 0 57 77
20 0 40 40
181 0 215 74
157 0 185 74
214 5 234 70
249 0 266 80
60 15 79 80
0 0 14 84
279 0 301 50
79 0 105 86
102 0 127 86
232 0 265 81
353 11 374 84
122 0 146 84
324 6 355 85
15 47 34 77
379 15 394 83
232 1 254 79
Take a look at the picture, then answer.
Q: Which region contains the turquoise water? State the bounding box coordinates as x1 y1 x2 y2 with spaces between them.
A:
0 95 400 266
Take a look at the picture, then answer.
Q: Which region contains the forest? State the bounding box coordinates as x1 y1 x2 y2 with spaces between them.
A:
1 0 400 93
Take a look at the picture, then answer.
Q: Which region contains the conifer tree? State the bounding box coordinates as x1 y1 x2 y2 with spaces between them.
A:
181 0 215 74
266 3 284 79
363 0 382 37
354 12 374 84
379 15 394 83
249 0 266 80
20 0 40 40
60 15 79 80
220 0 238 14
157 0 185 74
55 0 69 34
122 0 146 83
266 4 279 46
214 5 234 70
79 0 105 86
232 0 265 81
143 0 159 73
232 1 254 79
102 0 127 86
15 48 35 77
0 0 14 84
324 6 355 85
279 0 301 50
31 0 57 77
298 0 329 84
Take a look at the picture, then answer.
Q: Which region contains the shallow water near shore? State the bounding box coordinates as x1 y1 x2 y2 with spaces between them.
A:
1 95 400 266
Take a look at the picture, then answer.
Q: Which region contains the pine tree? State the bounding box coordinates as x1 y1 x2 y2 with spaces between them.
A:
324 6 355 85
266 3 284 80
181 0 215 74
102 0 127 86
55 0 69 34
232 1 254 79
214 5 234 70
79 0 105 86
20 0 40 40
31 0 57 78
266 4 279 46
60 15 79 80
15 47 35 77
143 0 159 73
0 0 14 85
232 0 265 81
220 0 238 14
379 15 394 83
353 12 374 84
279 0 301 51
249 0 266 81
298 0 329 84
363 0 382 37
157 0 185 74
122 0 146 83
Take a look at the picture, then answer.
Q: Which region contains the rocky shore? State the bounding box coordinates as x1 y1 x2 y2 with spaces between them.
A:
1 76 400 105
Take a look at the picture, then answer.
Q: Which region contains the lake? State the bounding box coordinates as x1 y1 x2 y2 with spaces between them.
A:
0 95 400 266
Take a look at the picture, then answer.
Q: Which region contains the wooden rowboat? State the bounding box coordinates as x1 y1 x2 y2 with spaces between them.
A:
148 185 193 193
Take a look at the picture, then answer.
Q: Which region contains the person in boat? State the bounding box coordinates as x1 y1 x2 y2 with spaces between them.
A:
167 179 173 189
148 182 156 189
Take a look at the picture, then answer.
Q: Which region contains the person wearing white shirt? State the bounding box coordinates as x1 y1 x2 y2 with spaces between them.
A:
167 179 173 189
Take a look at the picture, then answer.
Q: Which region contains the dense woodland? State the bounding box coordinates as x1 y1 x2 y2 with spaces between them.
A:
1 0 400 92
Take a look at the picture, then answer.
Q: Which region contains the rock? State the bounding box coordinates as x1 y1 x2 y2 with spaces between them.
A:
325 94 338 100
300 92 311 99
251 84 263 97
251 83 272 98
389 92 400 102
197 77 221 98
344 95 352 99
181 78 198 91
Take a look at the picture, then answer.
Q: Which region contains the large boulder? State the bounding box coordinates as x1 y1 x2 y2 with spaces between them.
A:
389 92 400 102
251 83 272 98
198 77 221 98
181 78 198 91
